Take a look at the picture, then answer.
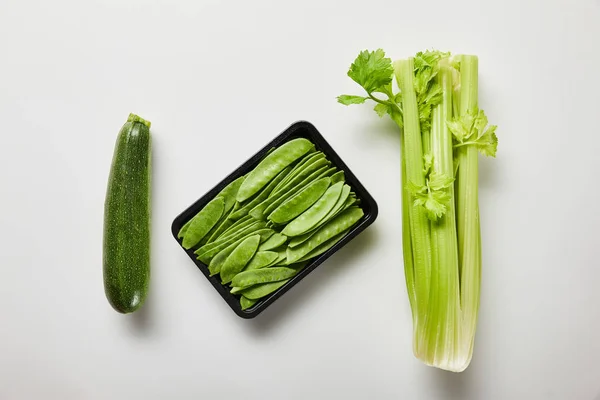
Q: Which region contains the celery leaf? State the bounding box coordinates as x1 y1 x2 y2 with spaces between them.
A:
337 95 368 105
347 49 394 94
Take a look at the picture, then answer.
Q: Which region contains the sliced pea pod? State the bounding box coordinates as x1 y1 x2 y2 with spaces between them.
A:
268 177 331 224
286 207 364 263
281 182 344 237
182 196 225 249
236 138 315 202
220 235 261 284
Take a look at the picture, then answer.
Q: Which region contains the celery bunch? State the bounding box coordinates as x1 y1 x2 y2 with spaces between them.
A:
339 50 497 372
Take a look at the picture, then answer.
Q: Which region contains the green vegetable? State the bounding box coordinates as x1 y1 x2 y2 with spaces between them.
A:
232 267 300 289
339 49 497 372
287 207 364 263
268 177 331 224
181 196 225 249
103 114 152 314
229 166 292 220
220 235 261 284
282 182 344 237
198 228 273 265
295 229 349 263
257 233 288 251
240 296 258 310
330 171 345 184
181 137 366 308
177 219 192 239
245 251 279 270
236 138 314 202
236 279 291 300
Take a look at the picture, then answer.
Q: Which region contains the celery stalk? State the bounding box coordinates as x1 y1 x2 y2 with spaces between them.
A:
395 58 432 327
420 60 462 370
455 56 482 368
338 49 497 373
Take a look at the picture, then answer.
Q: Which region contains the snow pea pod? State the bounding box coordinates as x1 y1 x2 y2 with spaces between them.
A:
258 233 287 251
250 164 330 220
270 157 329 199
282 182 344 237
236 138 314 202
244 251 279 270
271 152 326 196
220 235 261 284
286 207 364 263
268 177 331 224
330 170 345 185
295 229 350 263
240 296 257 310
196 219 264 256
288 184 351 247
182 196 225 249
198 228 273 265
238 279 291 300
232 267 300 289
229 166 292 220
177 218 192 239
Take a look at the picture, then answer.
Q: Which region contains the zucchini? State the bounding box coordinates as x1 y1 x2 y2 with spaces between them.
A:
103 114 152 314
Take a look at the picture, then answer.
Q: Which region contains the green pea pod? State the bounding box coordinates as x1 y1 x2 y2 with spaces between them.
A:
240 296 258 310
286 207 364 263
202 206 236 245
295 229 349 263
258 233 287 251
198 228 273 265
236 138 315 202
330 170 345 184
196 220 265 257
239 278 291 300
215 215 257 243
268 177 331 224
182 197 225 249
270 157 329 199
271 152 326 196
220 235 261 284
252 165 330 220
288 184 352 247
177 219 192 239
229 166 292 220
282 182 344 237
245 251 279 270
218 176 246 214
232 267 300 289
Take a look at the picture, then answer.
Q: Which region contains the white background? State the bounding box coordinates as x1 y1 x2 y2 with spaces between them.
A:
1 0 599 399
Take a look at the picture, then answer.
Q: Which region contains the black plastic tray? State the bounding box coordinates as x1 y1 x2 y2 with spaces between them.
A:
171 121 378 318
